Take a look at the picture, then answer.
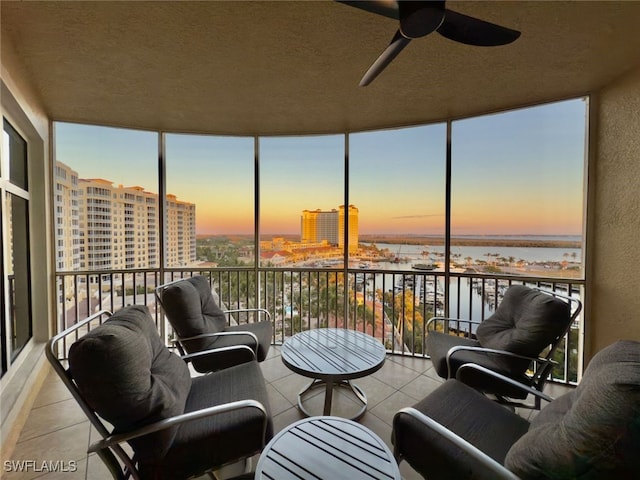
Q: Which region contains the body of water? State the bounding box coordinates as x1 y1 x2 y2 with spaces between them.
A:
364 241 582 264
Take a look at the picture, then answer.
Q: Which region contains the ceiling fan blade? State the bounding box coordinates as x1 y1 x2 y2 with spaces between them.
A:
399 1 445 39
336 1 399 20
359 30 411 87
437 9 521 46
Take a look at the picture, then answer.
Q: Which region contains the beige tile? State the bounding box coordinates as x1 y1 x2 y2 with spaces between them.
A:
387 354 432 374
349 375 396 409
369 391 417 426
5 423 90 480
259 356 292 383
32 373 73 409
85 454 116 480
399 373 443 402
18 398 88 443
372 360 422 390
269 372 318 404
265 383 293 416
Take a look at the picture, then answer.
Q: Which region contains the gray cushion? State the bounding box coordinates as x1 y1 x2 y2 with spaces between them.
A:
426 331 481 378
160 276 228 352
69 305 191 462
476 285 571 373
393 379 530 480
505 340 640 479
160 275 272 372
145 361 274 480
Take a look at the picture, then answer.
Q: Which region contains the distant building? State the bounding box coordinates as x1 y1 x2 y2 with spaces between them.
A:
54 161 196 272
301 204 358 251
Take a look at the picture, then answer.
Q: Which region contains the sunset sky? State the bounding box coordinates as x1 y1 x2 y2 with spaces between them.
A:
55 98 586 237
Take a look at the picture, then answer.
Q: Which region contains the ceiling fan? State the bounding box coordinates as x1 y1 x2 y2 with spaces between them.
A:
339 1 521 86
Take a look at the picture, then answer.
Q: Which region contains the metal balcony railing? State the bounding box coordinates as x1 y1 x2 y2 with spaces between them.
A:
55 267 584 384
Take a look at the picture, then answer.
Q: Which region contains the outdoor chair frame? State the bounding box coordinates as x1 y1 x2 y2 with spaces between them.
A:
426 286 582 409
46 309 270 480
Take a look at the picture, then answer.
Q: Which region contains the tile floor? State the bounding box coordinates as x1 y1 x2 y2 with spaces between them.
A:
4 347 569 480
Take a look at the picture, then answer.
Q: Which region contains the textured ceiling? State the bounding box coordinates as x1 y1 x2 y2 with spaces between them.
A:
3 1 640 135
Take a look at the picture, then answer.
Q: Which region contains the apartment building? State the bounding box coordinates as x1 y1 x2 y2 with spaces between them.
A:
54 162 196 272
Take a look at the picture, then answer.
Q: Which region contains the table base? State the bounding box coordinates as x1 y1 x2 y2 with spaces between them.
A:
298 378 368 421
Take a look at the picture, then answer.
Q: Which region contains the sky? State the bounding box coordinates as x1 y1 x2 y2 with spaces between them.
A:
54 97 587 237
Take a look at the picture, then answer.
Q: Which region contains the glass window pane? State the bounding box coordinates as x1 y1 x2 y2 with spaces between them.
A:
165 134 254 267
7 193 32 360
54 122 160 271
260 135 345 266
451 98 586 279
350 125 447 270
3 119 28 190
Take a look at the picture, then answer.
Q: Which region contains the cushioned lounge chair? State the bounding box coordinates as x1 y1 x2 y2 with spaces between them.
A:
393 340 640 480
156 275 272 373
426 284 581 408
46 305 273 480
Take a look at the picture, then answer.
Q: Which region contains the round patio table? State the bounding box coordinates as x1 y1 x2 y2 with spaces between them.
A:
281 328 386 420
255 416 402 480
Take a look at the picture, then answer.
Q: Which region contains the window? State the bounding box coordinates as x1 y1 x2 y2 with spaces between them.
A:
164 134 253 267
451 99 586 279
2 118 32 374
260 135 344 267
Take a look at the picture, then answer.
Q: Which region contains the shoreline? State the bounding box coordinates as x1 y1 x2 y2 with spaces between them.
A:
359 235 581 249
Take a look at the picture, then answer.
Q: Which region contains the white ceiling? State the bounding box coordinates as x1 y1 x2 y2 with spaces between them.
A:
3 1 640 135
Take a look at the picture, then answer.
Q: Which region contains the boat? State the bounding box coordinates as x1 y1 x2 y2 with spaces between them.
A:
412 263 437 271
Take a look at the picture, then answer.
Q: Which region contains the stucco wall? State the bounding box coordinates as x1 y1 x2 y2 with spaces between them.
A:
588 65 640 358
1 30 52 459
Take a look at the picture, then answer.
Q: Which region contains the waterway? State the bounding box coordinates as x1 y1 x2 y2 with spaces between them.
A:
360 241 582 322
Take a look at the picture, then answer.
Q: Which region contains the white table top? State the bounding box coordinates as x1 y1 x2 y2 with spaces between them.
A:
255 416 402 480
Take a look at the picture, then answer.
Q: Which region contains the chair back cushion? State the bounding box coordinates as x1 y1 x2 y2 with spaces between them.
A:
505 340 640 479
69 305 192 461
476 285 571 364
160 276 227 351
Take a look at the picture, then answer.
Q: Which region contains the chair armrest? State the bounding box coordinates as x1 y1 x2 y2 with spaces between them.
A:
393 407 521 480
180 344 256 364
224 308 272 322
88 399 269 454
456 363 554 404
426 316 481 332
445 345 553 378
178 331 259 354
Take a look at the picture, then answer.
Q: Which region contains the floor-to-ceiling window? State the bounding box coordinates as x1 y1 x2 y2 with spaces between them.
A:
164 134 255 268
52 97 588 367
259 135 345 335
349 124 447 351
2 118 32 375
53 123 158 323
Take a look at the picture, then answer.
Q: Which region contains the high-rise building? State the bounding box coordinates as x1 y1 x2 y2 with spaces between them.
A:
54 161 196 272
301 204 358 250
339 204 359 252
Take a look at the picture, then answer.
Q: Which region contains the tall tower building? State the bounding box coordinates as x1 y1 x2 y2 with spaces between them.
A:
300 205 358 249
54 162 81 272
301 208 339 244
338 204 359 252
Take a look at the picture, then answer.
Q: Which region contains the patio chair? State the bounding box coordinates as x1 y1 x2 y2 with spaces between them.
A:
156 275 272 373
392 340 640 480
426 284 581 408
46 305 273 480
